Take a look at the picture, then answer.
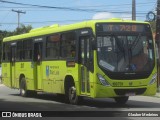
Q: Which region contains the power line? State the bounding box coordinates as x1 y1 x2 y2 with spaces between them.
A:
70 1 155 8
0 0 108 12
0 0 155 14
0 10 10 23
0 0 155 31
0 9 149 15
0 16 146 25
0 1 155 8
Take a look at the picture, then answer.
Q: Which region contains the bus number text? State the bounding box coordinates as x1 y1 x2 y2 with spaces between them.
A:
21 63 24 68
112 82 123 86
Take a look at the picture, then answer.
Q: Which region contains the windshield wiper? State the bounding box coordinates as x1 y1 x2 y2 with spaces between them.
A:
107 33 125 53
127 34 142 72
131 33 142 50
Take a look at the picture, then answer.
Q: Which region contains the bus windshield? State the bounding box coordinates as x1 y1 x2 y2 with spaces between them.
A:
96 23 154 73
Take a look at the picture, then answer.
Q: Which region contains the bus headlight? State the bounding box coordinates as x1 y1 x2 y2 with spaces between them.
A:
149 73 157 85
97 74 110 86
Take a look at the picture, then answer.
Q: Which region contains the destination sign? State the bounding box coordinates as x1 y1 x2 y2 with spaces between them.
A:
96 23 149 32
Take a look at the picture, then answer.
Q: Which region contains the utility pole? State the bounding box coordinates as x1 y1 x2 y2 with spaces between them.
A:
156 0 160 60
156 0 160 44
12 9 26 28
156 0 160 91
132 0 136 20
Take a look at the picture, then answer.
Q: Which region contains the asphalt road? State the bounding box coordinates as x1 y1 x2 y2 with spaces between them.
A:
0 84 160 120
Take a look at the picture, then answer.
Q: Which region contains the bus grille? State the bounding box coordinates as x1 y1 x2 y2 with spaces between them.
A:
114 88 147 96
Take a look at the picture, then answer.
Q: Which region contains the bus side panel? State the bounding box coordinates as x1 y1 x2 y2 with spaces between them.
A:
13 62 18 89
67 63 79 95
15 62 35 90
42 61 52 93
15 62 20 89
24 62 35 90
2 63 11 87
42 61 67 94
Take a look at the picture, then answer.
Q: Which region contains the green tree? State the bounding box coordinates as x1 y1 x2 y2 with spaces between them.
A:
0 24 32 63
13 24 32 35
0 24 32 40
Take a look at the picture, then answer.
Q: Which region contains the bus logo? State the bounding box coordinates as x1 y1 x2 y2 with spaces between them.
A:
46 66 49 77
2 112 11 117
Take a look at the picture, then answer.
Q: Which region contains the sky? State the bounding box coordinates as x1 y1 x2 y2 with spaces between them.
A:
0 0 157 31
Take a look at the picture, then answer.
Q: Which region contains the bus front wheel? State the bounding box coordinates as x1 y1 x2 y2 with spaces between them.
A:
114 96 129 104
68 86 79 104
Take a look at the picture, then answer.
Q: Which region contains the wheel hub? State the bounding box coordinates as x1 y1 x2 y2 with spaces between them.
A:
70 87 76 100
22 89 25 95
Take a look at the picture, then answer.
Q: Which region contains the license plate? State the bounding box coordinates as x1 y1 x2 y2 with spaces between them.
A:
125 92 135 96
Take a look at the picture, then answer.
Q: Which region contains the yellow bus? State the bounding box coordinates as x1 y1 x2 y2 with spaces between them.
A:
1 18 157 104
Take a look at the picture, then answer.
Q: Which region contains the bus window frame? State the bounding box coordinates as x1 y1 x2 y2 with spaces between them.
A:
32 36 46 62
44 30 78 61
23 39 33 61
60 31 77 60
95 23 155 80
76 28 95 72
15 38 34 62
2 41 13 63
45 34 60 60
16 40 23 61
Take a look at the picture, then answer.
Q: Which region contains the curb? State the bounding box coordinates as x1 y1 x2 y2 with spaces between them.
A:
153 93 160 98
154 96 160 98
0 84 4 87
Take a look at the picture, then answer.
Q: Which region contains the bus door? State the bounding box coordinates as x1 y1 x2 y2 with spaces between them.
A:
33 42 43 90
80 36 91 95
10 43 16 88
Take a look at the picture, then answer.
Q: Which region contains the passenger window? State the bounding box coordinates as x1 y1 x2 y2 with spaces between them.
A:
61 32 76 59
3 42 10 61
23 39 32 60
17 41 23 60
46 34 60 59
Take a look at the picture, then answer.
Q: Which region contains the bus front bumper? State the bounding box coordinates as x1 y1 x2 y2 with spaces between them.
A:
94 83 157 98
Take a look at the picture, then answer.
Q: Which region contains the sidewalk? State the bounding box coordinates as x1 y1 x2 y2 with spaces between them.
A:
0 84 4 87
155 87 160 98
154 92 160 98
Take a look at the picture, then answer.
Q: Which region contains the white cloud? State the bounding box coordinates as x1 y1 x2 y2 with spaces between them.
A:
92 12 114 20
92 12 132 20
120 14 132 20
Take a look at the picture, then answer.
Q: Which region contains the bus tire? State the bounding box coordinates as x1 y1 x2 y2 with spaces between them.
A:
20 78 27 97
114 96 129 104
68 86 79 104
65 77 82 104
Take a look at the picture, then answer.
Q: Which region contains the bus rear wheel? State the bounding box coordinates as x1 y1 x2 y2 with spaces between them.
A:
114 96 129 104
20 78 37 97
20 78 28 97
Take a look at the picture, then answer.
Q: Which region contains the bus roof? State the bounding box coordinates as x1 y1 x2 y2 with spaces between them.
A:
3 18 149 42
